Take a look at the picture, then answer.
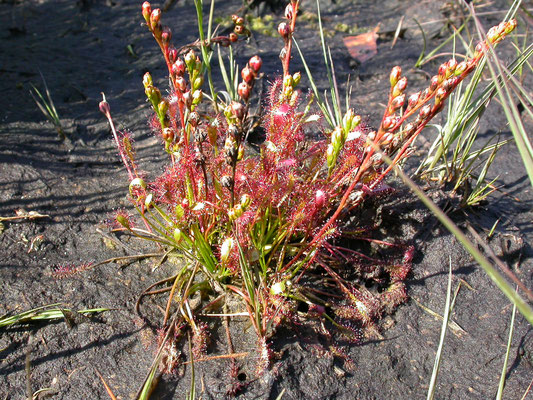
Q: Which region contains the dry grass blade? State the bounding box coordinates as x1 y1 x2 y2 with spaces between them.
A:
412 297 466 338
0 210 49 222
95 368 118 400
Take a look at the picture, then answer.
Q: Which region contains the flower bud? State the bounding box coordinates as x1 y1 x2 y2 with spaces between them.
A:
182 90 192 108
142 72 153 88
332 126 343 147
161 26 172 45
454 61 467 76
231 14 240 23
390 66 402 87
278 22 290 38
315 189 326 210
285 4 293 19
249 55 262 73
234 25 245 35
238 81 250 101
230 101 245 120
175 76 187 92
342 109 355 132
229 33 238 42
438 63 447 77
435 87 447 106
392 77 407 97
429 75 439 92
234 204 243 218
167 47 177 64
150 8 161 30
474 42 485 57
504 19 517 35
224 136 235 151
381 132 393 145
487 26 499 44
162 127 174 141
381 116 396 130
99 96 110 115
419 104 432 119
447 58 457 74
234 16 244 26
172 58 186 76
142 2 152 23
326 143 335 167
442 77 455 92
220 237 234 264
241 66 254 84
407 92 420 109
185 50 196 70
188 111 200 127
145 86 161 105
240 194 251 209
404 122 416 135
192 90 203 105
391 94 405 111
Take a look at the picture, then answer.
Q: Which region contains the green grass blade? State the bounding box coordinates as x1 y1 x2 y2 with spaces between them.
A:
427 258 453 400
293 38 335 128
476 30 533 187
0 304 110 328
496 297 517 400
316 0 340 125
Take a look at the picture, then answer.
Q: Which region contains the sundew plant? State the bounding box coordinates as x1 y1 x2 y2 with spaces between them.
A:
99 0 516 378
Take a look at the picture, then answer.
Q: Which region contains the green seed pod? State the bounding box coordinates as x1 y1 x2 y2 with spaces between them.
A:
158 99 169 116
292 71 301 86
193 76 204 91
283 74 293 87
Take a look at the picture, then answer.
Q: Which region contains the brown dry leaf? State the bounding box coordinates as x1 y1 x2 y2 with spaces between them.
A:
343 25 379 63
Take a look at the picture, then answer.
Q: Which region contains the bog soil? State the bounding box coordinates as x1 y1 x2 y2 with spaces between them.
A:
1 0 532 399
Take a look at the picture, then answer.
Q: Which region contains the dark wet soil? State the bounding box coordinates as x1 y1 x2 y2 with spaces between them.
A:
1 0 533 399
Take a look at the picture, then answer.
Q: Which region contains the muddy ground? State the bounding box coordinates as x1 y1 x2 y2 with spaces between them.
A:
1 0 533 399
